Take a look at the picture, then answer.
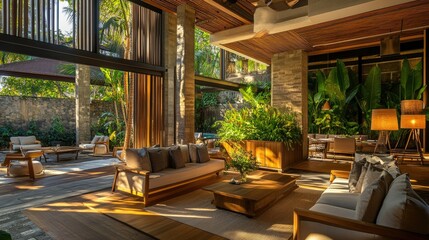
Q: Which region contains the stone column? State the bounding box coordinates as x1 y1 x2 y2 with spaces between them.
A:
75 64 91 145
271 50 308 159
176 4 195 144
163 12 177 146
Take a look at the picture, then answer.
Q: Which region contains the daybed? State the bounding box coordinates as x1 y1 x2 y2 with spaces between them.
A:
9 136 42 150
293 153 429 240
112 144 225 206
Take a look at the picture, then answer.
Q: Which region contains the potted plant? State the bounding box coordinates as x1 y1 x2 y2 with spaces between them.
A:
226 145 259 183
215 87 303 172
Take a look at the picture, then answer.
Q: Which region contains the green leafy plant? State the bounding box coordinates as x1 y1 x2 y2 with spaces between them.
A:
401 58 425 100
215 87 302 149
92 111 125 148
225 145 259 182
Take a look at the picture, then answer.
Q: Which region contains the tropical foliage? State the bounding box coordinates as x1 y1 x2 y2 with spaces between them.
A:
308 58 423 138
215 87 302 149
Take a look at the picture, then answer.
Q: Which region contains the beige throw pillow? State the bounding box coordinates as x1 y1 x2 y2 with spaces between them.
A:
376 174 429 234
125 148 151 172
355 171 393 222
196 144 210 163
361 163 383 192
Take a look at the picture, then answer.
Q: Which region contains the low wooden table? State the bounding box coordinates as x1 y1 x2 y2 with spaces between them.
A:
41 147 82 162
203 171 298 217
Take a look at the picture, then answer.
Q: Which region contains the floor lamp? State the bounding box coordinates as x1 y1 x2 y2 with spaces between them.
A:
400 114 426 164
371 109 398 154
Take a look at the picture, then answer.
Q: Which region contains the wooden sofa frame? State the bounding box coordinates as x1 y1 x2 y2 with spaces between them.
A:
111 164 222 206
293 208 427 240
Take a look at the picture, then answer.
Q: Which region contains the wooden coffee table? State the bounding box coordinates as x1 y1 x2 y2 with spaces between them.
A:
203 171 298 217
41 147 82 162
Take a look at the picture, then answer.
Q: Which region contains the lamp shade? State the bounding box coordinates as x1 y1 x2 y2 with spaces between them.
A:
371 109 399 131
400 115 426 129
401 100 423 114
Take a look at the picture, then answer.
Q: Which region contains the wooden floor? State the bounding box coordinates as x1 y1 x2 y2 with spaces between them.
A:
25 191 225 240
2 158 429 239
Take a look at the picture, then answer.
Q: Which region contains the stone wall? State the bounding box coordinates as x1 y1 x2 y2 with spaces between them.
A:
0 96 114 133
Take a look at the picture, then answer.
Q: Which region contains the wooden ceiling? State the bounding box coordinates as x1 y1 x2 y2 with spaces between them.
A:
142 0 429 64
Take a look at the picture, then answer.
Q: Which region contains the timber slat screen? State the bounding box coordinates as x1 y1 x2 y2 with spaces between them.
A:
132 5 163 148
1 0 95 50
1 0 165 147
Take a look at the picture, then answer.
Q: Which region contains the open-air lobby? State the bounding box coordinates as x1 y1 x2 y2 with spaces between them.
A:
0 0 429 239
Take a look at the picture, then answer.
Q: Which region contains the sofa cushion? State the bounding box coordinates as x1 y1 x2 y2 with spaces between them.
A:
361 163 383 192
169 146 185 169
148 148 168 172
19 136 37 145
196 144 210 163
310 203 356 220
125 148 151 171
355 171 393 222
178 144 190 163
376 174 429 234
188 143 201 163
115 159 225 193
349 154 368 192
353 163 368 193
317 190 360 210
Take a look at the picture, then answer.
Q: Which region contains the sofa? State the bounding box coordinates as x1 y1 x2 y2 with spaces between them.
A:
112 143 225 206
293 153 429 240
9 136 42 150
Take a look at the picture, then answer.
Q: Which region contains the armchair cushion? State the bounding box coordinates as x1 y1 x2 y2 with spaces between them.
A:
376 174 429 234
178 144 190 163
19 136 37 145
91 136 103 144
10 137 20 145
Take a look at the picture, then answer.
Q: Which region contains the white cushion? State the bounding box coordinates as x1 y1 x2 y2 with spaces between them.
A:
355 171 393 222
19 136 37 145
376 174 429 234
79 143 95 149
10 137 20 145
317 191 360 210
91 136 103 144
13 144 42 150
116 159 225 194
310 203 356 220
9 160 44 176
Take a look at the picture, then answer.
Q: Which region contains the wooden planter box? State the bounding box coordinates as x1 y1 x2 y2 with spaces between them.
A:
223 140 303 172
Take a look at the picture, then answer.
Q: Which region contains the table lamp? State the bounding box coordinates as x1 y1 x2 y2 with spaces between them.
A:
371 109 399 153
400 114 426 153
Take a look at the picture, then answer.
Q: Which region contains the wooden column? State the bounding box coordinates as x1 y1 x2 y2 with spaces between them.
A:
75 64 91 145
176 4 195 144
271 50 308 160
424 29 428 151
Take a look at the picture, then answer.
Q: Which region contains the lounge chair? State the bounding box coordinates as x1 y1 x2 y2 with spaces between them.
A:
79 135 110 155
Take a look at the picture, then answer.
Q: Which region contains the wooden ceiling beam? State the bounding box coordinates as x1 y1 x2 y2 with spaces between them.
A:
203 0 253 24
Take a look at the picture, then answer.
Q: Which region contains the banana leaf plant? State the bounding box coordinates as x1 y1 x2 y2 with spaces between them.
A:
355 65 382 134
401 58 425 100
